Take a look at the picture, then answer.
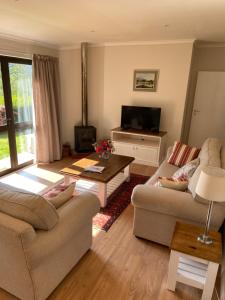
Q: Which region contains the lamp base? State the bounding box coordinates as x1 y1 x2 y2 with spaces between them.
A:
197 234 213 245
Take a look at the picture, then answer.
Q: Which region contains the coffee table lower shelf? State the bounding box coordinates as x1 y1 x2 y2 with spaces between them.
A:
65 169 130 207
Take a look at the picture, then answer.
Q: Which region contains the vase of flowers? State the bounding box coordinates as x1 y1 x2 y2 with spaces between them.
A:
93 139 114 159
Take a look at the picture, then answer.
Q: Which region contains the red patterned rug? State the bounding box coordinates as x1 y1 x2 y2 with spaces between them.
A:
48 153 149 232
93 174 149 232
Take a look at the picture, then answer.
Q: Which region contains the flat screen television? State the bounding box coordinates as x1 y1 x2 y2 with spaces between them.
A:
120 105 161 132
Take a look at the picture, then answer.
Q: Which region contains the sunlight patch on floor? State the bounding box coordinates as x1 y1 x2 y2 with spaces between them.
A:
24 165 64 183
0 173 47 193
0 164 65 194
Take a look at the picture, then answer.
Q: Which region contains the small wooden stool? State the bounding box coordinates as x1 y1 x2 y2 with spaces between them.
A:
167 222 222 300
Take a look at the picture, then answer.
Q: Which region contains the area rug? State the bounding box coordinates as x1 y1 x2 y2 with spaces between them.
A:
93 174 148 232
44 172 149 232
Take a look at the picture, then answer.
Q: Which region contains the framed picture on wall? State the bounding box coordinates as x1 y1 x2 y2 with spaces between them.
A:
133 69 159 92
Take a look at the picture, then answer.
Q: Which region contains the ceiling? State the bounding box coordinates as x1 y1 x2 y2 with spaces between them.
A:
0 0 225 48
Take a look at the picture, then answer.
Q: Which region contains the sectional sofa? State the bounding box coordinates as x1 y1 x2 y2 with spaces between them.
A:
131 138 225 246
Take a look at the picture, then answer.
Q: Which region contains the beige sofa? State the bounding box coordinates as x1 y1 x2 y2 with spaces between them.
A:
0 190 99 300
131 138 225 246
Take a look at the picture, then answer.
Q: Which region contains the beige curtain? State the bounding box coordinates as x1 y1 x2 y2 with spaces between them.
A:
32 54 61 163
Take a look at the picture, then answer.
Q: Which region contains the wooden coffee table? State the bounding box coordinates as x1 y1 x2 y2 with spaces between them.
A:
60 153 134 207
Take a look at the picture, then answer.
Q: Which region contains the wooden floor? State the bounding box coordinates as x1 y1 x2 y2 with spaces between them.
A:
0 159 217 300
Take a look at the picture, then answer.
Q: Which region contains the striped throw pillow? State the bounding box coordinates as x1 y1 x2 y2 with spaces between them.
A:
168 141 200 167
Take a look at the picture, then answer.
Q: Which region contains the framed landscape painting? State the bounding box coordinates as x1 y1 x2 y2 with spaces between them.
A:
133 69 159 92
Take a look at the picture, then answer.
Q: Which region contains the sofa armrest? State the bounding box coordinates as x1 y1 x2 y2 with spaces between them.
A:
166 145 173 159
57 192 100 227
131 184 225 227
132 184 193 210
0 211 36 246
0 212 36 300
26 192 100 268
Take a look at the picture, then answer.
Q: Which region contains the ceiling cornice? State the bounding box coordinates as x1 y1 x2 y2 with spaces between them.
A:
60 39 196 51
98 39 196 47
0 33 196 51
0 32 59 50
195 41 225 48
60 44 81 50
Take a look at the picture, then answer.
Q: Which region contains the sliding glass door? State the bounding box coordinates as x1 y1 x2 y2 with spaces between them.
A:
0 56 34 175
0 65 11 172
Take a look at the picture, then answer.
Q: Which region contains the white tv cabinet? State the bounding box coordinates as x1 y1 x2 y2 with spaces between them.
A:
111 127 167 167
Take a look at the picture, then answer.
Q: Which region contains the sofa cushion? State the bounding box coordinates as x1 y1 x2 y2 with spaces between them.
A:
44 183 75 209
188 138 222 197
146 160 179 186
199 137 222 165
172 158 200 181
26 192 100 269
0 186 59 230
157 177 188 191
168 141 200 167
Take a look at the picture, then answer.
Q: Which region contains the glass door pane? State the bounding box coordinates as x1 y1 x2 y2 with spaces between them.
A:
9 63 34 165
0 65 11 173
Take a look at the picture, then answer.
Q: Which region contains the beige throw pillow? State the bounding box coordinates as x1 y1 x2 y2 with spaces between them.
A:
0 187 59 230
157 177 188 191
45 183 75 209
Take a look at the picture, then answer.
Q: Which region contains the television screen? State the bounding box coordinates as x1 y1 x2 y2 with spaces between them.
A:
121 105 161 132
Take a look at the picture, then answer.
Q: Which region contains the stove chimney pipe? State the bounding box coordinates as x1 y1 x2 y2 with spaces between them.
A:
81 42 88 127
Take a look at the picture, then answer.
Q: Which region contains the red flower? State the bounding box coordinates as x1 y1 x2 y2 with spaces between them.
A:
95 146 103 153
94 139 114 154
100 140 108 150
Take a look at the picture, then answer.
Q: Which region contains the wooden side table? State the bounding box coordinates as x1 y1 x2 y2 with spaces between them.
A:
167 222 222 300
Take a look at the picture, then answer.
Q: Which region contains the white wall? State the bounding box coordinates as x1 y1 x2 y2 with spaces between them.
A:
59 42 193 148
59 49 81 146
102 43 193 146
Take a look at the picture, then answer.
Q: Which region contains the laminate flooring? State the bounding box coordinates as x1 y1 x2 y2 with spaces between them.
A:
0 159 217 300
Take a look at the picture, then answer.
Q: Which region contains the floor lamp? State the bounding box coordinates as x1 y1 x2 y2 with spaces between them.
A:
195 166 225 245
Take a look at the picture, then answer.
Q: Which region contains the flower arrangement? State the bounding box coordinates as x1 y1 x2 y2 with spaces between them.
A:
93 139 114 159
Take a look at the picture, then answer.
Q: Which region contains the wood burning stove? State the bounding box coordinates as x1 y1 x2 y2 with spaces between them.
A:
74 126 96 152
74 42 96 152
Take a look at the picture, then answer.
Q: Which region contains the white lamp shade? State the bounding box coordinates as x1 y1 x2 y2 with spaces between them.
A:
196 166 225 203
